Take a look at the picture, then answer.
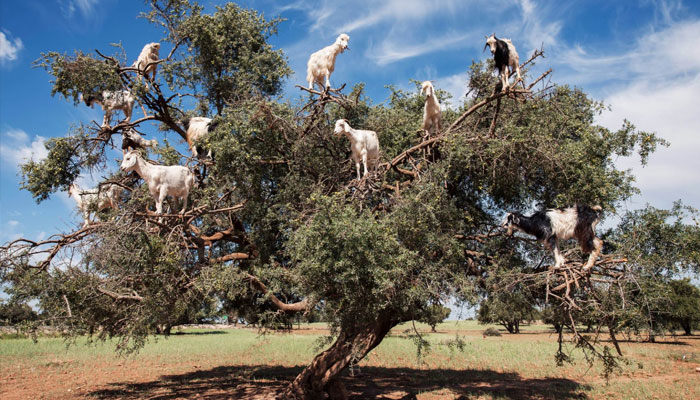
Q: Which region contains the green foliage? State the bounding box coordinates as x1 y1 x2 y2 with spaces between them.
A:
19 127 107 202
440 77 667 210
665 279 700 335
0 301 38 325
609 202 700 275
34 50 123 104
418 304 452 331
4 1 698 391
148 0 291 114
477 291 537 333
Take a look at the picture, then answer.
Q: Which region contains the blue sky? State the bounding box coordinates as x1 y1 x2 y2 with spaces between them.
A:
1 0 700 246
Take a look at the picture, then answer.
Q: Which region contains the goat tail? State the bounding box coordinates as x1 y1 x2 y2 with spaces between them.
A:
575 204 602 254
306 69 314 87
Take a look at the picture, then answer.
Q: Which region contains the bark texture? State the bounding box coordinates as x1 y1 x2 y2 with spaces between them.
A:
284 312 399 399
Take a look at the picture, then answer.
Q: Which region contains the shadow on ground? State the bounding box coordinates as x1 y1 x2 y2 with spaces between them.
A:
89 364 589 399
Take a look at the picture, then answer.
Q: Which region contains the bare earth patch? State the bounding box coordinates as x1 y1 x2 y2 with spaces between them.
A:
1 328 699 399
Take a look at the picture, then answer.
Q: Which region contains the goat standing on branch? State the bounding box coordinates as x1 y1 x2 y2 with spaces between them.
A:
484 34 521 92
82 90 134 128
122 128 158 155
133 42 160 86
334 119 380 180
420 81 441 138
182 117 219 159
120 150 195 216
307 33 349 92
68 183 122 227
503 205 604 270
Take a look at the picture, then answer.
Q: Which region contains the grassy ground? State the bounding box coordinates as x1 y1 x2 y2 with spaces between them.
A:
1 321 698 399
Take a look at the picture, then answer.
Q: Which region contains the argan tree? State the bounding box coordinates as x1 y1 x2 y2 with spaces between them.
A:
2 1 698 398
478 290 538 334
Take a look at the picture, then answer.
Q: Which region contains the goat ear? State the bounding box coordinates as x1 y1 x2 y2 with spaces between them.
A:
512 215 519 224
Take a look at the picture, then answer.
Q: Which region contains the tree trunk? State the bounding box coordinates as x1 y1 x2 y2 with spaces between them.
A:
681 321 692 336
607 325 623 356
501 320 515 334
552 322 562 334
284 312 399 399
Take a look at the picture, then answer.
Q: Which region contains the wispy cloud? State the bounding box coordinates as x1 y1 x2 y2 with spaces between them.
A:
0 128 48 172
335 0 443 34
0 219 24 244
0 30 23 64
648 0 684 25
516 0 563 51
369 31 475 65
59 0 101 19
554 19 700 90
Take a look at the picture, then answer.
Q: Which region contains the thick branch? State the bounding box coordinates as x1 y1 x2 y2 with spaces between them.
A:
246 273 309 313
97 287 144 302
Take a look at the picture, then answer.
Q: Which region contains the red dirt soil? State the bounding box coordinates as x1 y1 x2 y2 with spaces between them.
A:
2 331 699 399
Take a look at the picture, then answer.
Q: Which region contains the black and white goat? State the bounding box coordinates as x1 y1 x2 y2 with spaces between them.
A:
82 90 135 128
122 128 158 154
484 34 521 92
503 205 603 270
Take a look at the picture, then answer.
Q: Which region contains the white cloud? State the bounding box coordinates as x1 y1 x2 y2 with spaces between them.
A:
436 73 471 108
0 31 23 63
556 19 700 88
0 219 23 244
597 69 700 210
59 0 100 19
516 0 562 52
0 129 49 172
369 31 475 65
648 0 684 25
335 0 440 34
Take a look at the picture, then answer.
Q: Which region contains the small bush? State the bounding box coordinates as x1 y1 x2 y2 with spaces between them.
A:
669 352 698 363
483 327 501 337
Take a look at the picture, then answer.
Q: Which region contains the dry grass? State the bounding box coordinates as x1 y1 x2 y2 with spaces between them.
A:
1 321 698 399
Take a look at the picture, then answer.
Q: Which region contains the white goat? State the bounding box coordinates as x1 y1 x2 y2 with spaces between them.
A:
133 42 160 85
503 205 604 270
334 119 380 180
122 128 158 154
68 183 122 227
183 117 219 158
82 90 134 128
484 34 521 92
307 33 349 91
420 81 441 138
120 150 195 215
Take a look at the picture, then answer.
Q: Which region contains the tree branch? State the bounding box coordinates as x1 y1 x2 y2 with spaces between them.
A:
245 274 309 313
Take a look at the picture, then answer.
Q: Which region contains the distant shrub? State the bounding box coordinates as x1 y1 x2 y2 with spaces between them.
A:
669 352 698 363
483 327 502 337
